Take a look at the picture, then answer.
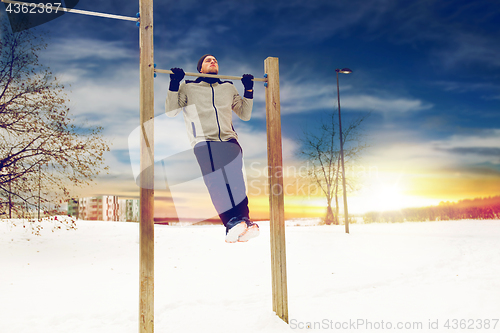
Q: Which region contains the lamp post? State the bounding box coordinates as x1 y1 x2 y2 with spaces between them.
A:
336 68 352 234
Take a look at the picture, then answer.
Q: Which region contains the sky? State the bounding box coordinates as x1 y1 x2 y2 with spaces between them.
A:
2 0 499 219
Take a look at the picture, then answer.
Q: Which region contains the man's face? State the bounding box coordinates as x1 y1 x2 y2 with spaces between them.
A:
200 56 219 74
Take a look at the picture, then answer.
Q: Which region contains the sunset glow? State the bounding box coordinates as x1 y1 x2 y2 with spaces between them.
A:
26 1 499 221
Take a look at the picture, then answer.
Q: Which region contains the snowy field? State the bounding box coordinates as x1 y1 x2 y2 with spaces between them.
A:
1 218 500 333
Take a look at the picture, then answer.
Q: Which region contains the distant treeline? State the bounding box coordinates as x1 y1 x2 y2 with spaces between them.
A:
364 196 500 223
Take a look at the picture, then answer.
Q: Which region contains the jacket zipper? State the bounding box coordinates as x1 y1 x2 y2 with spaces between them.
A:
211 83 222 141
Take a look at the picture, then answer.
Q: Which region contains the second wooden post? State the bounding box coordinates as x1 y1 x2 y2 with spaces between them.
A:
264 56 289 324
139 0 155 332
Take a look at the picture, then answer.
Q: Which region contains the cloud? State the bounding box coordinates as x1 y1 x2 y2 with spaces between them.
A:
251 0 397 44
276 83 335 116
433 81 497 93
432 81 500 102
360 127 500 182
342 95 432 113
59 64 141 154
41 37 137 63
435 32 500 70
431 129 500 165
276 82 432 115
436 129 500 149
439 147 500 158
255 0 500 73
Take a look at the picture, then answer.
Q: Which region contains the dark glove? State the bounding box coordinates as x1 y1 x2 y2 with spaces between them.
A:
169 67 185 91
241 74 254 98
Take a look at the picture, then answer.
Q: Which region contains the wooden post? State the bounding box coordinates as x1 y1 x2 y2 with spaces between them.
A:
139 0 154 332
264 57 289 324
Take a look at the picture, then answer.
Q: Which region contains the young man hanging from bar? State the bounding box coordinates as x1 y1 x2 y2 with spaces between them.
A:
165 54 259 243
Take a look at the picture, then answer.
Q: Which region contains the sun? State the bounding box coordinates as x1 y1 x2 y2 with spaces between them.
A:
351 179 409 213
375 183 406 212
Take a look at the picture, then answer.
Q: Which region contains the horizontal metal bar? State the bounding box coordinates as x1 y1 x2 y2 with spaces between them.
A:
155 68 267 82
1 0 138 22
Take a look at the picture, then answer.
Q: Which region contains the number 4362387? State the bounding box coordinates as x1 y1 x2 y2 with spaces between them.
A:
5 2 62 14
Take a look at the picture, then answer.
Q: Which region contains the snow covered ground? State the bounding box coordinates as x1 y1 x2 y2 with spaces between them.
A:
1 218 499 332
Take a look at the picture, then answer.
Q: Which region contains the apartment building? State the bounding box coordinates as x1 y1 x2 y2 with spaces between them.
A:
118 199 140 222
69 196 139 222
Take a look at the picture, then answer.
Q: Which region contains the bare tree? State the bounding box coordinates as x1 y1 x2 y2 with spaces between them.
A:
299 110 369 225
0 20 110 217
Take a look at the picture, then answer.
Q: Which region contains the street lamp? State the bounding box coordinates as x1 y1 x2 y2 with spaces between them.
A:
336 67 352 233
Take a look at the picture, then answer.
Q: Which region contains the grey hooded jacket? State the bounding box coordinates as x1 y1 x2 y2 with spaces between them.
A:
165 77 253 147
